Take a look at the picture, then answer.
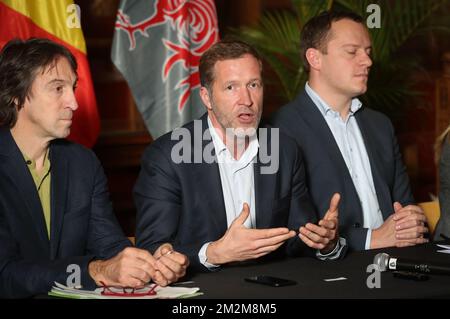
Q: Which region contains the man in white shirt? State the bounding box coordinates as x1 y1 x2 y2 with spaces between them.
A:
134 40 346 271
272 10 428 250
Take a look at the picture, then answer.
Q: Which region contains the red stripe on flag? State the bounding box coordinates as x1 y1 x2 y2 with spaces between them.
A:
0 2 100 147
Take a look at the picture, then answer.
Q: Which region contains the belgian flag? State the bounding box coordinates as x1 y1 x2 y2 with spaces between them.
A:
0 0 100 147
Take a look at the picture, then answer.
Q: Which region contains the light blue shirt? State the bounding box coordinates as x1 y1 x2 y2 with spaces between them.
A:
305 83 384 250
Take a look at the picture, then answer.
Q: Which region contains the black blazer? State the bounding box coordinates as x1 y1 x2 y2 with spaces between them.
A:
272 90 415 250
0 128 130 298
134 114 318 270
435 137 450 240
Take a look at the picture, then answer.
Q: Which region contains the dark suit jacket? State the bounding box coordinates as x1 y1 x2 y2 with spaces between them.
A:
134 114 319 270
0 127 131 298
272 90 415 250
435 136 450 240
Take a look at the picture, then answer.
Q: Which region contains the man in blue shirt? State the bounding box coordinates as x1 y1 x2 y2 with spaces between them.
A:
272 11 428 251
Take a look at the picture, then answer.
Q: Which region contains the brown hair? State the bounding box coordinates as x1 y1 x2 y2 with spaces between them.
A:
300 10 364 72
199 39 262 90
0 38 77 127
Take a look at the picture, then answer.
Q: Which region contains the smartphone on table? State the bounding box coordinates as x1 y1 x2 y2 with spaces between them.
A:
244 275 297 287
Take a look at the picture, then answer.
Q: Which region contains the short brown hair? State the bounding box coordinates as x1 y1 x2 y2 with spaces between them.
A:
0 38 77 127
199 39 262 90
300 10 364 72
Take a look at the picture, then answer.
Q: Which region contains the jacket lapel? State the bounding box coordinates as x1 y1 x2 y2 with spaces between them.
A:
49 141 69 259
295 91 364 219
0 128 49 250
254 129 276 228
192 115 227 236
297 92 354 183
355 112 391 219
193 115 276 232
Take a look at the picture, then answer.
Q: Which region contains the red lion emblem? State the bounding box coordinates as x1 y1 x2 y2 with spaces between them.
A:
115 0 219 112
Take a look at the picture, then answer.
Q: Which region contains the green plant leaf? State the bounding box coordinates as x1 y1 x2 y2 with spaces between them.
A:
232 0 449 113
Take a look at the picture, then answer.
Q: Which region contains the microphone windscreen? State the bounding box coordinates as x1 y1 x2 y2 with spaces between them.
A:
373 252 390 271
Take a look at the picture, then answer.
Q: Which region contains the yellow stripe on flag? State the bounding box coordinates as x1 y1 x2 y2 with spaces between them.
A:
1 0 86 53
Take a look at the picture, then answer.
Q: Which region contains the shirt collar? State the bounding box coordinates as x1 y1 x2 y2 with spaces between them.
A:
22 149 51 171
305 82 362 117
207 115 259 164
207 116 227 156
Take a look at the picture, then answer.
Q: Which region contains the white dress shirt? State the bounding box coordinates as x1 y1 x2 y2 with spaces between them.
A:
305 83 384 249
198 115 345 269
198 117 258 268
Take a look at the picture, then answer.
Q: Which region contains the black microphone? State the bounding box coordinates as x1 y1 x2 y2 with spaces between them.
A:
373 253 450 275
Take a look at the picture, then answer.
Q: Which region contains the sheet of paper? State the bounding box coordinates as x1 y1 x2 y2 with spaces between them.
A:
323 277 347 282
49 282 202 299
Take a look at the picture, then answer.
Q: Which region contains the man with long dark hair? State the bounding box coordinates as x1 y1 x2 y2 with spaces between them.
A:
0 38 188 298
